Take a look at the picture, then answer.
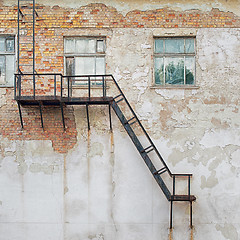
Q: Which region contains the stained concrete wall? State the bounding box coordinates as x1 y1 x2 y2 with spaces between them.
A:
0 1 240 240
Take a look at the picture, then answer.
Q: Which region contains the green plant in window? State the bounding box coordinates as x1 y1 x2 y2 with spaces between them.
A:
155 64 164 84
186 68 194 84
165 60 184 85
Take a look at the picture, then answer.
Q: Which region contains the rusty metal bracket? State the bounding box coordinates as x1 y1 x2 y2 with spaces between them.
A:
17 101 24 129
60 102 66 131
38 101 44 129
86 104 90 130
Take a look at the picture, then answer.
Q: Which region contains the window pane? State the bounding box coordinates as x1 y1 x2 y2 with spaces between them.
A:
0 38 5 52
76 39 95 53
0 56 6 84
97 40 104 53
75 57 95 75
6 38 14 52
6 55 14 86
185 57 195 85
155 39 164 53
65 39 75 53
154 57 164 84
66 57 74 76
165 39 184 53
165 57 184 84
185 39 194 53
96 57 105 75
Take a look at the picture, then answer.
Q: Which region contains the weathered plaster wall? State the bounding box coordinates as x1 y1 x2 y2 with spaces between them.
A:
0 2 240 240
2 0 240 17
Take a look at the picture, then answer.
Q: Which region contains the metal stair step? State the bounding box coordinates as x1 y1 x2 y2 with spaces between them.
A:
154 167 167 175
124 116 136 125
140 145 154 153
171 195 196 202
113 93 123 99
115 98 124 104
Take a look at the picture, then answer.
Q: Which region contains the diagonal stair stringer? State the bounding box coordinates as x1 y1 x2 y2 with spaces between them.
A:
111 99 172 200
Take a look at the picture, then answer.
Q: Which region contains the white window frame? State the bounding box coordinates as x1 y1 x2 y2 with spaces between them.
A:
0 36 16 87
64 37 106 85
154 37 196 86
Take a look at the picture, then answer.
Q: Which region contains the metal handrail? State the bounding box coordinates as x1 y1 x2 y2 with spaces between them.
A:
14 73 193 185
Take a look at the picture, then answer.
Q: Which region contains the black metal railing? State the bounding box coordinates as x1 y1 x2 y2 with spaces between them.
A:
14 72 194 201
15 73 62 99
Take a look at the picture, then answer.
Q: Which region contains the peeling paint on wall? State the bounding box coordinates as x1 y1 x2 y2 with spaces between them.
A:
0 2 239 240
216 223 239 240
2 0 240 17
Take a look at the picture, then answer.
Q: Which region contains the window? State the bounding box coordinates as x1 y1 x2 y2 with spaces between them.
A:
64 37 105 85
154 38 195 86
0 36 15 86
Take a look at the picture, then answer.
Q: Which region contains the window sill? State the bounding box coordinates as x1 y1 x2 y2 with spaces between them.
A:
0 85 14 88
150 85 200 90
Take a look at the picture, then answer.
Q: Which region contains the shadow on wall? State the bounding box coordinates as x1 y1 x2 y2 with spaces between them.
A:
0 90 77 153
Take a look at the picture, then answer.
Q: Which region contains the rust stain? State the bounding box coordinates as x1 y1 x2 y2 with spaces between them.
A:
63 154 67 239
191 227 194 240
110 130 114 153
87 130 91 146
87 129 91 222
87 130 91 177
168 229 173 240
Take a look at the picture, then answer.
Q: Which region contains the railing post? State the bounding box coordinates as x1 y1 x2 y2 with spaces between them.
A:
54 75 56 98
14 75 16 99
68 76 70 100
170 201 173 229
109 103 112 130
88 76 91 99
105 77 107 97
33 74 35 99
188 176 191 196
61 75 63 98
102 76 105 97
19 75 22 97
173 175 175 196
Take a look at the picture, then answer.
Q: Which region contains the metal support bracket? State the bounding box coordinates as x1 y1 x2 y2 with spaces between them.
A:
86 104 90 130
38 101 44 129
109 104 112 130
190 201 193 228
17 101 24 129
34 10 39 17
170 200 193 229
170 201 173 229
19 8 24 18
60 102 66 131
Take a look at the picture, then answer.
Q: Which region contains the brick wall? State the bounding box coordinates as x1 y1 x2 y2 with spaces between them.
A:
0 3 239 153
0 4 239 29
0 89 77 153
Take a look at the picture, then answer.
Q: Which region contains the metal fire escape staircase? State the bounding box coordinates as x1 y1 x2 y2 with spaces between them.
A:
14 73 196 229
110 82 196 229
15 0 196 230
